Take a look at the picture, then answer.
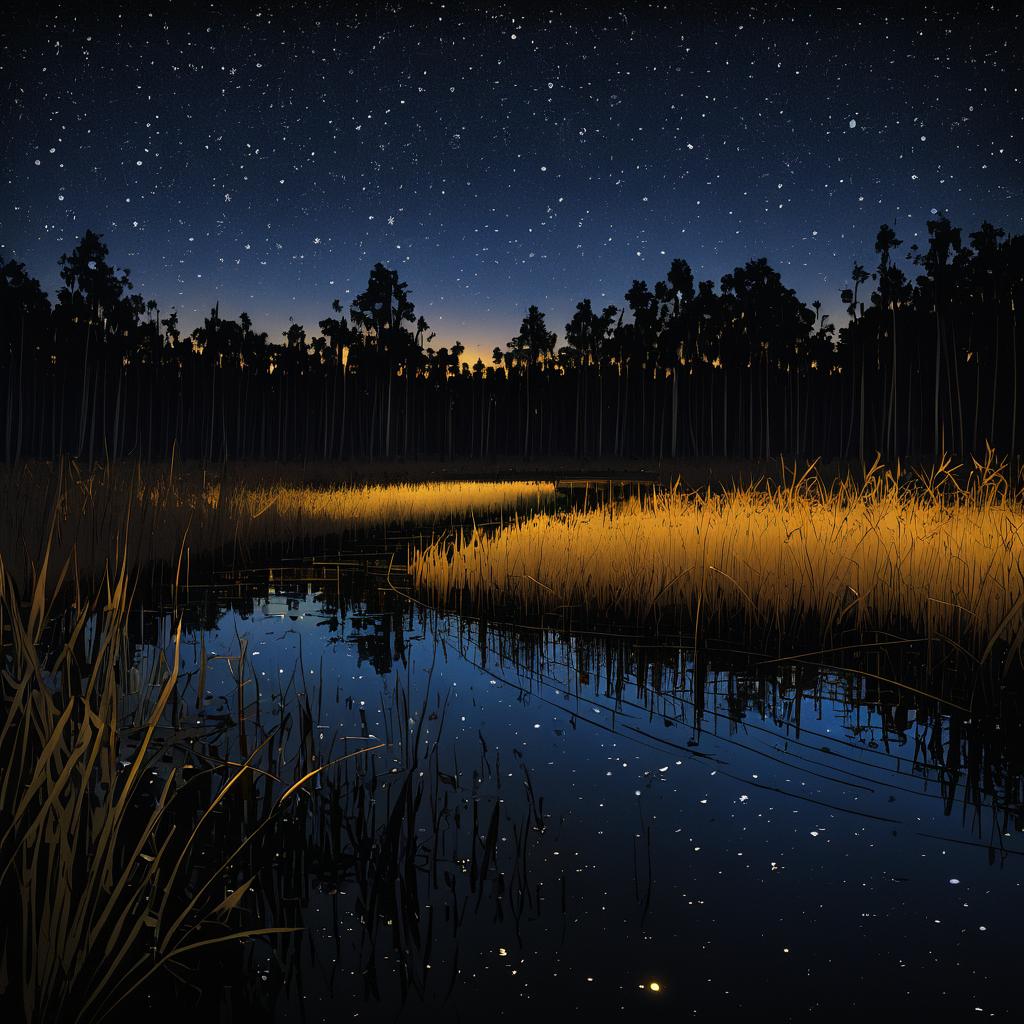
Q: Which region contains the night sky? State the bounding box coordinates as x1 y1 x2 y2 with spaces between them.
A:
2 1 1021 360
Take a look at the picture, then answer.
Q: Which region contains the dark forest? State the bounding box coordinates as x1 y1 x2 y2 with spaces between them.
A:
4 216 1021 464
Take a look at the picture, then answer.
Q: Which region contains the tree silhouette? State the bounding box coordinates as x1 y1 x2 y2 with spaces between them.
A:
1 257 50 463
915 216 964 454
510 305 556 456
350 264 417 457
1 225 1022 465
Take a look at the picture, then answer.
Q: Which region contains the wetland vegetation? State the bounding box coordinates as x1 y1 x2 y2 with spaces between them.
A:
2 182 1023 1024
4 2 1022 1018
413 453 1024 674
1 461 1023 1020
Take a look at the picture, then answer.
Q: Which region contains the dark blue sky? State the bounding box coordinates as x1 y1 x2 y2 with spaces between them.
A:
2 1 1021 360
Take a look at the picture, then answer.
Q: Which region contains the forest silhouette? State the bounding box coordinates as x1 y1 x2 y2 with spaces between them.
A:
1 216 1022 463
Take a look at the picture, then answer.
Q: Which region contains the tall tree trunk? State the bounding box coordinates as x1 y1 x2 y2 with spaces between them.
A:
859 348 866 465
671 367 678 459
1012 296 1019 459
990 313 1000 447
523 364 530 458
934 308 942 455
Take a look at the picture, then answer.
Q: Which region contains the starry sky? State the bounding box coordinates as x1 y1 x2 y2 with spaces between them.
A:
1 1 1021 360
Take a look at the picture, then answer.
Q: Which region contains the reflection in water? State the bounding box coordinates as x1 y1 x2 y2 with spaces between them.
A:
125 553 1023 1020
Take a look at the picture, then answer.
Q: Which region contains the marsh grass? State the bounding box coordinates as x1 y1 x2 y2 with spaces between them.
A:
0 541 387 1022
0 460 557 588
0 534 557 1020
410 452 1024 669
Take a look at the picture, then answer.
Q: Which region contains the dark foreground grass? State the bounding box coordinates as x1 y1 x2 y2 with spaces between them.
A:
0 535 551 1021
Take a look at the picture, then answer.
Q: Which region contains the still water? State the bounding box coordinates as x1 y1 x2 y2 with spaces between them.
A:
132 544 1023 1021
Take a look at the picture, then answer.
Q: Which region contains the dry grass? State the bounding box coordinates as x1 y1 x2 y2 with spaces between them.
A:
0 530 550 1019
410 453 1024 662
0 554 267 1021
0 540 385 1022
232 478 556 527
0 461 556 587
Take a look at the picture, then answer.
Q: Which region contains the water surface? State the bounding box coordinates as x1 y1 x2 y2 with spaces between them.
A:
132 542 1023 1021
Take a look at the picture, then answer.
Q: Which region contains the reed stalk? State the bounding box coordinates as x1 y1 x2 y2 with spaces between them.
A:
411 452 1024 665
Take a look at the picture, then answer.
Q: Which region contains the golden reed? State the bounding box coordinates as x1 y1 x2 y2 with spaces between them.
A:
411 454 1024 658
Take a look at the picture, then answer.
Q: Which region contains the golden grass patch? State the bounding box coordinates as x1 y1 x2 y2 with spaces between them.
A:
410 456 1024 657
0 461 556 585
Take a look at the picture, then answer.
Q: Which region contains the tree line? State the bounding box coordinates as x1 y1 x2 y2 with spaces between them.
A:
1 217 1022 464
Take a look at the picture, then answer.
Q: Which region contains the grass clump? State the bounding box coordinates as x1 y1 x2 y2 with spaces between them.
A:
410 453 1024 667
0 543 371 1022
0 531 557 1020
232 478 556 528
0 460 556 587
